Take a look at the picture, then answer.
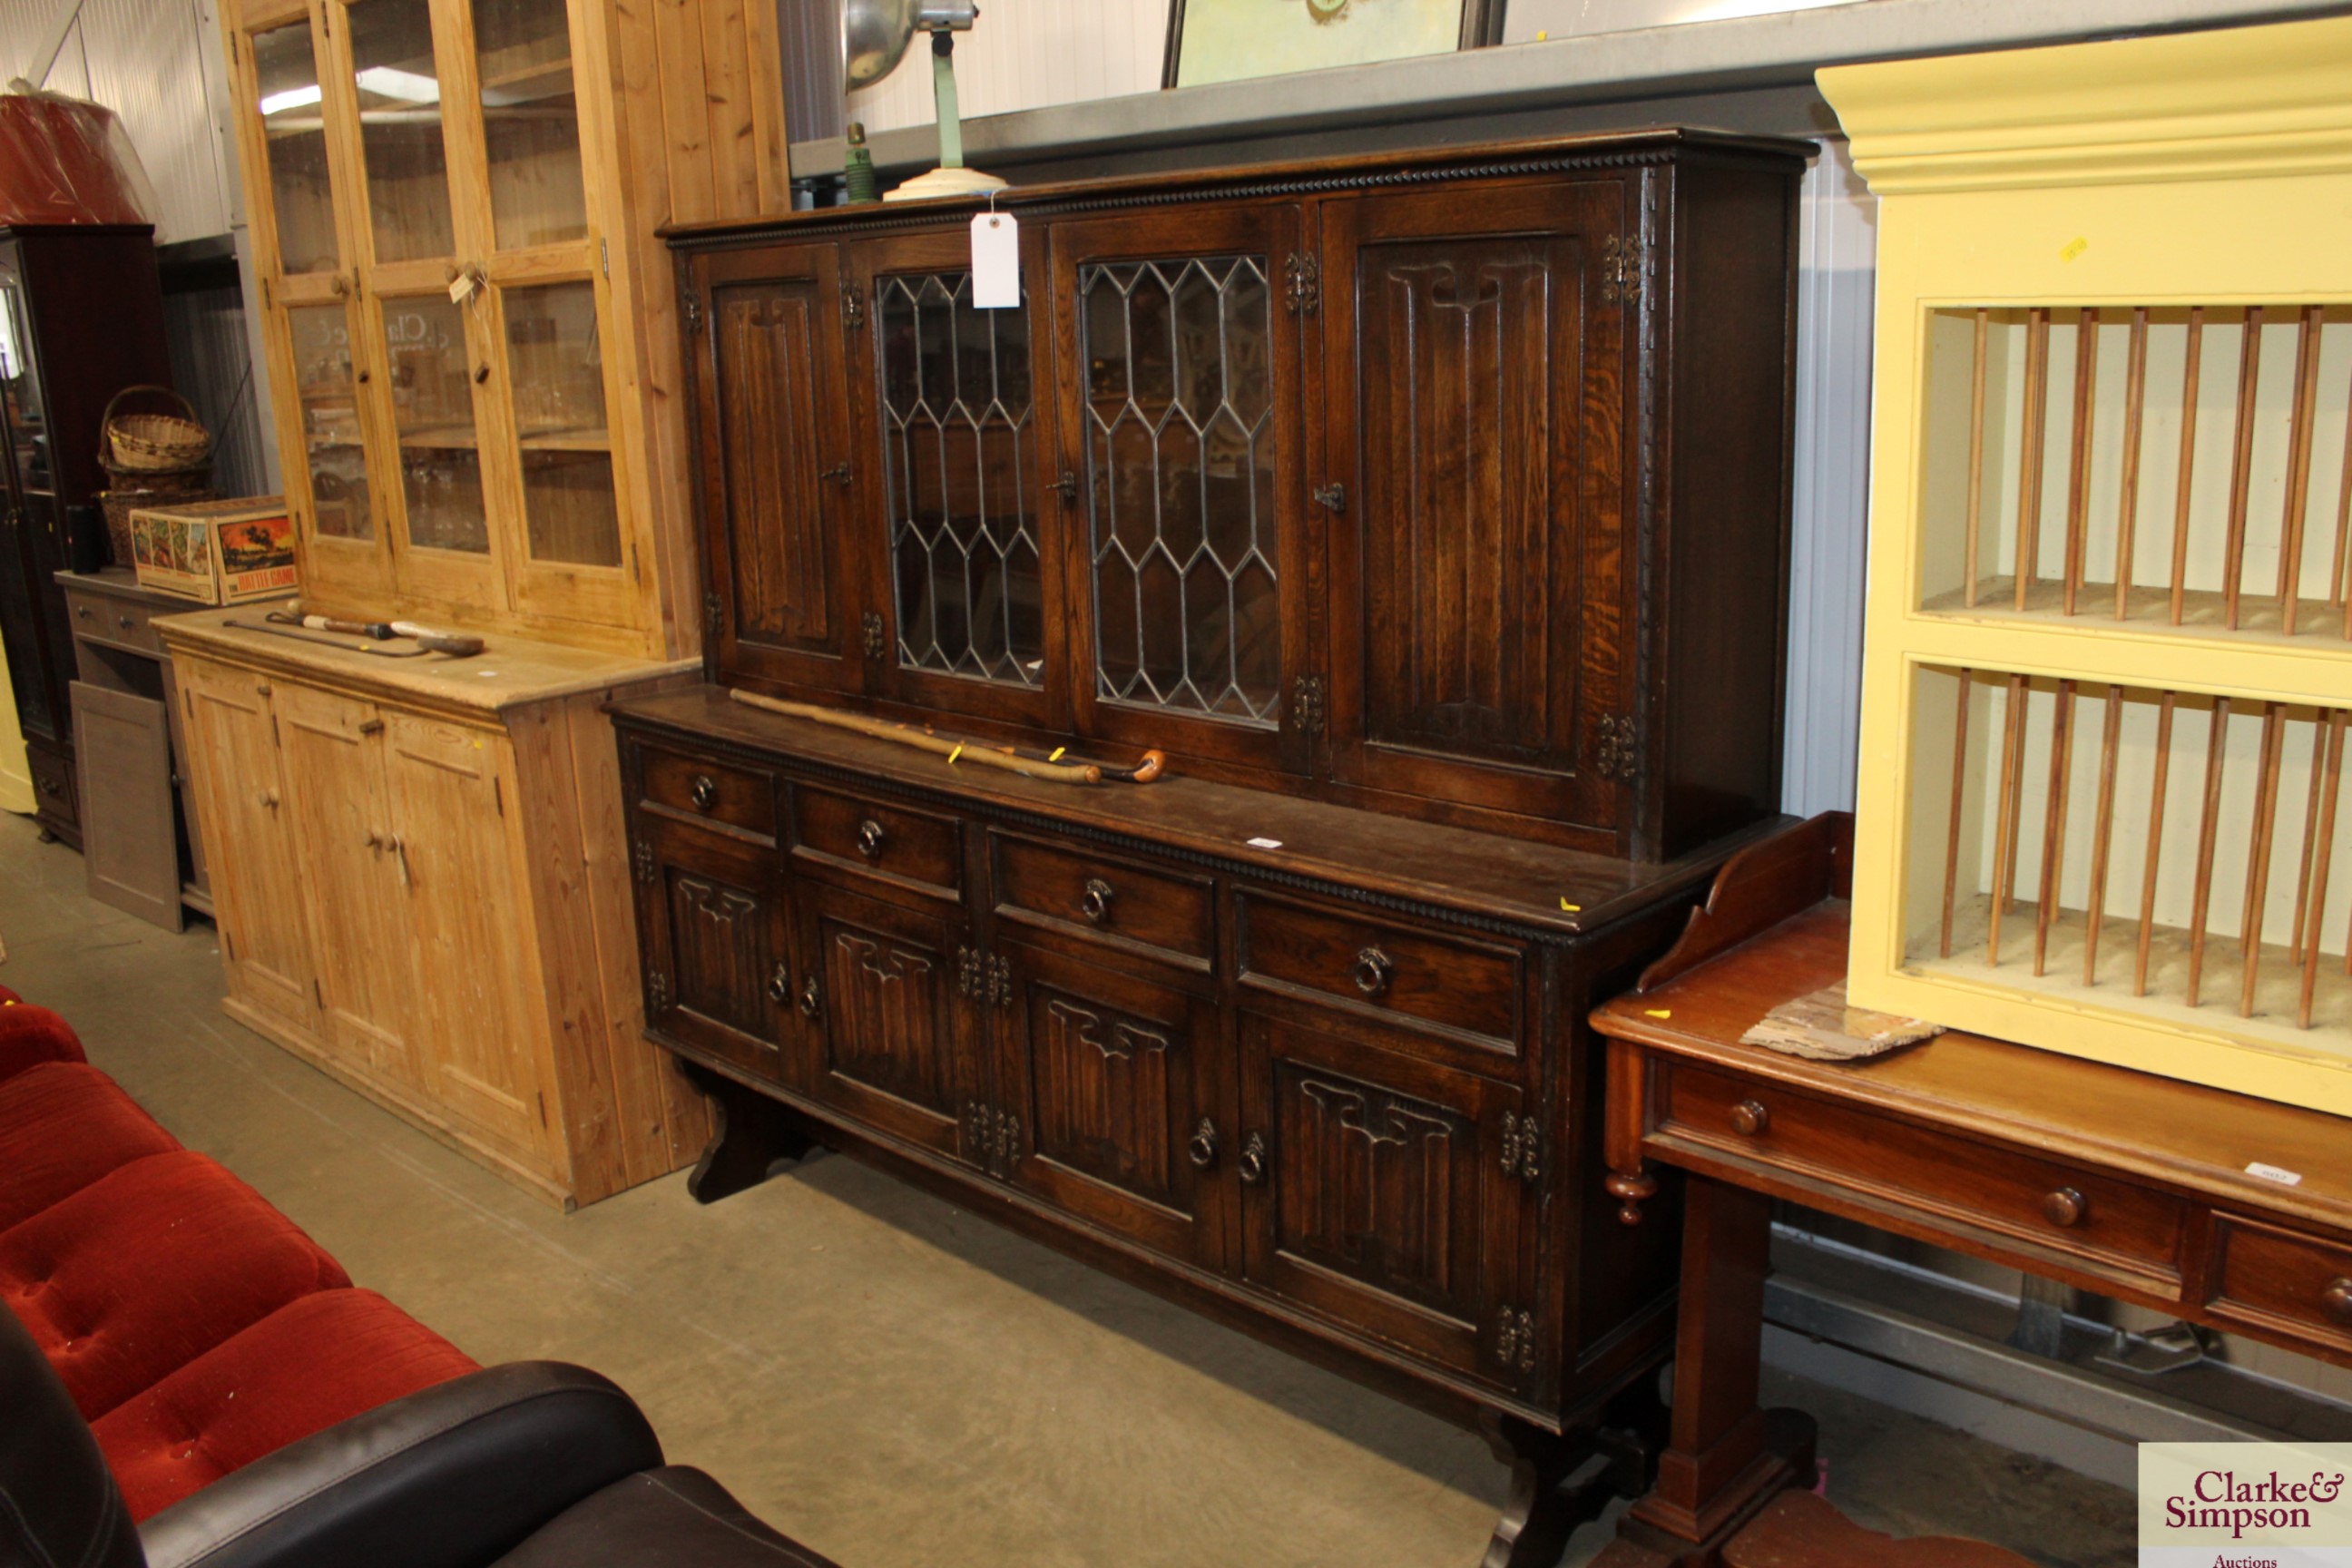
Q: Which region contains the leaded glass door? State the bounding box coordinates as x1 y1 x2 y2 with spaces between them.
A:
1048 205 1314 775
850 230 1068 729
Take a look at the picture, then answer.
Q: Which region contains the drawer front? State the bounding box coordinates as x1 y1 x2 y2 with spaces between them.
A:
27 744 78 829
1239 893 1520 1047
70 590 163 655
2207 1215 2352 1355
1661 1063 2187 1287
992 833 1213 965
638 746 776 841
795 785 962 895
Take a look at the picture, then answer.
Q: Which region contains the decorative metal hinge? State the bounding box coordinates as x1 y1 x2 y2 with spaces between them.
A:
995 1108 1022 1169
860 611 887 661
681 288 702 334
1499 1113 1541 1183
1495 1306 1537 1373
1593 713 1639 781
704 592 724 634
956 945 984 1000
1289 674 1325 738
987 952 1013 1009
965 1100 992 1161
632 838 655 885
1600 233 1647 307
1283 251 1320 316
842 280 866 331
646 970 671 1014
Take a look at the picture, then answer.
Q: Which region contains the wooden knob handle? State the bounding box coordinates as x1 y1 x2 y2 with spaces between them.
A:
1729 1100 1769 1137
2324 1278 2352 1326
2043 1187 2087 1228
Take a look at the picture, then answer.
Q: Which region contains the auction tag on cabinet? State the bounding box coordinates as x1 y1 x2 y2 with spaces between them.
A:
970 212 1020 308
2246 1161 2306 1186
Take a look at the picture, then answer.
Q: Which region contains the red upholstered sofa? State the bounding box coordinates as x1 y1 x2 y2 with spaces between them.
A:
0 990 479 1520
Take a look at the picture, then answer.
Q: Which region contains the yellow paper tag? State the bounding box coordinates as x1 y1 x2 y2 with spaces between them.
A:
1644 1008 1672 1020
1560 898 1581 912
948 744 964 765
2059 236 2088 262
1049 747 1065 762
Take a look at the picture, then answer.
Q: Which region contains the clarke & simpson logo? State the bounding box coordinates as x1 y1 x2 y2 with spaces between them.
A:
2141 1445 2352 1566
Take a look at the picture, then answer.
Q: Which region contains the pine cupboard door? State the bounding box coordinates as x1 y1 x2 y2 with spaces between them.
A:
1237 1012 1537 1393
793 877 979 1164
1050 204 1313 776
382 713 553 1164
1318 181 1630 837
630 812 791 1085
849 229 1066 729
689 242 860 689
991 936 1230 1268
271 683 422 1089
177 660 318 1033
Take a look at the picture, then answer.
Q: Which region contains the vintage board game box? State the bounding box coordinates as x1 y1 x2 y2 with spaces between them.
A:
129 496 296 605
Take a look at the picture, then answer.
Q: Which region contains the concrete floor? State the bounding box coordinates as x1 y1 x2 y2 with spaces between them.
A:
2 813 2136 1567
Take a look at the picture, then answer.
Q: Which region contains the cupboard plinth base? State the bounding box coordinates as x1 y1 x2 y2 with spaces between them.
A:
678 1057 824 1203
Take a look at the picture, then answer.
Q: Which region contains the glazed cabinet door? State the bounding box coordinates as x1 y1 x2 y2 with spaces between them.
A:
991 936 1230 1269
1050 203 1312 775
689 242 860 689
630 811 792 1085
382 713 552 1164
1237 1012 1538 1393
272 683 421 1089
1319 181 1631 837
850 229 1064 728
177 660 318 1033
794 877 979 1164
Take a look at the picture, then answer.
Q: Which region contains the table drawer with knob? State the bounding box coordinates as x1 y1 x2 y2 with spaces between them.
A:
793 785 962 896
638 746 776 842
2206 1215 2352 1356
991 833 1213 968
1237 893 1521 1051
1658 1063 2189 1292
64 585 165 656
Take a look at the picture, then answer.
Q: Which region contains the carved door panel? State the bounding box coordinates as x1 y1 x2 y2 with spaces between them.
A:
796 877 977 1163
992 936 1229 1269
177 659 317 1033
272 683 421 1091
690 242 862 689
846 228 1067 730
1319 181 1630 834
1238 1012 1537 1391
631 814 790 1085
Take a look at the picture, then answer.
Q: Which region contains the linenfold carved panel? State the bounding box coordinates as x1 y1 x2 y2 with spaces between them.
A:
715 280 833 651
822 921 950 1112
1031 987 1177 1201
1276 1065 1473 1316
668 871 767 1037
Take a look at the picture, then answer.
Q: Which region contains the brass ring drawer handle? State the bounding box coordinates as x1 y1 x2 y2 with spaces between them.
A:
799 975 822 1019
689 775 719 811
2324 1278 2352 1326
1352 946 1394 996
767 961 791 1004
1187 1117 1219 1171
2043 1188 2088 1228
1729 1100 1770 1138
1080 877 1114 925
857 818 887 859
1237 1132 1268 1186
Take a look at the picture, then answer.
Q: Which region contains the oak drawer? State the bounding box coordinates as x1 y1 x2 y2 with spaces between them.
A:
992 834 1213 965
68 589 164 655
1661 1063 2187 1287
794 786 962 894
1238 894 1521 1047
639 747 776 840
2206 1215 2352 1354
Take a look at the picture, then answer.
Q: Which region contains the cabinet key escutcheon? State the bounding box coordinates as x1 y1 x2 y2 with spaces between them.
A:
1729 1099 1770 1137
1048 470 1078 502
856 818 887 859
1187 1117 1220 1170
1351 946 1394 997
1312 482 1347 514
1238 1132 1269 1186
820 462 851 485
1079 877 1114 925
690 775 719 812
2043 1187 2088 1228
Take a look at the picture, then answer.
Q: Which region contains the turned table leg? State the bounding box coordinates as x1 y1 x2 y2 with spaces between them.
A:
677 1058 821 1204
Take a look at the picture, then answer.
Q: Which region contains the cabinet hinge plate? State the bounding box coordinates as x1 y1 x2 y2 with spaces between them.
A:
1500 1112 1541 1183
646 970 671 1014
860 611 887 662
1601 232 1648 307
704 592 724 635
1283 251 1319 316
632 838 655 885
842 279 866 331
681 288 702 334
1593 713 1639 782
1495 1305 1537 1373
1289 674 1325 738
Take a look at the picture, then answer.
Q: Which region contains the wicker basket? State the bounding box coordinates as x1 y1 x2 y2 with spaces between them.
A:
99 466 211 568
102 385 211 474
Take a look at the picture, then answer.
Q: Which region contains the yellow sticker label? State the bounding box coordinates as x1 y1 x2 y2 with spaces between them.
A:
1643 1008 1672 1020
948 744 964 765
1560 898 1581 912
1049 747 1065 762
2060 236 2088 262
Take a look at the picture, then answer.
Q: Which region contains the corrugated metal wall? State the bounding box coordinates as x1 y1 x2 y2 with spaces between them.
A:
163 278 267 495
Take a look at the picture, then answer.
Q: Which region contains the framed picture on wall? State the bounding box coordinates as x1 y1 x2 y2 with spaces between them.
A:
1162 0 1504 90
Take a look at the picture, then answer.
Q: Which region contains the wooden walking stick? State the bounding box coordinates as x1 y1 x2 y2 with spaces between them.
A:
729 689 1167 785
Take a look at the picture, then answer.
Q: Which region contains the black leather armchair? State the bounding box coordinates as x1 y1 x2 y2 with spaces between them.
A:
0 1308 838 1568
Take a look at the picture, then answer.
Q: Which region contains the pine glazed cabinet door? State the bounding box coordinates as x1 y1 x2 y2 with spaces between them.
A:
1238 1011 1536 1393
273 682 420 1089
383 711 551 1165
631 811 791 1085
690 242 860 690
178 660 318 1033
1319 181 1630 836
794 877 977 1164
992 936 1230 1269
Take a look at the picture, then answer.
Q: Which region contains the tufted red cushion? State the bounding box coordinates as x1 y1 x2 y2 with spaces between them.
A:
0 1063 181 1232
0 1152 349 1418
94 1288 480 1522
0 1004 83 1084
